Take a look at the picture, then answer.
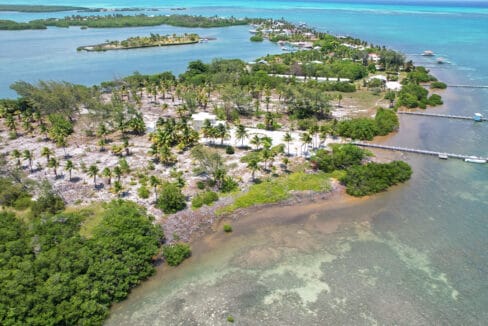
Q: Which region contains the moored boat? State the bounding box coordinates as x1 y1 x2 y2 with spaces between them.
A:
422 50 435 56
464 156 486 163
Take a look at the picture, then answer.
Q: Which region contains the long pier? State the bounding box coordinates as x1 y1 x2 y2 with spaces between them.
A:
446 85 488 89
398 111 487 121
351 141 487 163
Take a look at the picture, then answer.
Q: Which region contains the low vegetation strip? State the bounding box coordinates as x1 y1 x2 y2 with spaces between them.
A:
0 14 252 30
0 5 86 12
218 171 331 215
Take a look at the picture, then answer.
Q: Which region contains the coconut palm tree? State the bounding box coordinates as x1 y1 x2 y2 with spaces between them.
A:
87 164 99 187
247 158 259 182
23 149 33 172
283 132 293 156
65 160 74 181
102 167 112 185
48 157 59 178
235 124 248 147
11 149 21 168
250 134 261 150
113 180 123 197
113 166 122 183
300 132 312 156
41 147 53 166
215 123 229 145
261 146 273 171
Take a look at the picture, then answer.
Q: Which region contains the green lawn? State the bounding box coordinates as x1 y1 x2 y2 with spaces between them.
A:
217 171 332 215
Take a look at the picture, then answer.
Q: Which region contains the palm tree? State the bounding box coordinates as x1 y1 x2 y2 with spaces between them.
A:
113 166 122 183
337 94 343 107
235 124 248 147
87 164 99 187
250 134 261 150
65 160 74 181
149 175 160 202
48 157 59 178
23 149 33 172
283 132 293 156
41 147 53 166
214 123 229 145
113 180 123 197
98 138 106 152
261 147 273 171
300 132 312 156
102 167 112 185
247 158 259 182
11 149 21 168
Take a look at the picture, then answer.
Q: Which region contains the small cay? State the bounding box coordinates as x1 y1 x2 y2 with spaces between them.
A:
77 33 201 52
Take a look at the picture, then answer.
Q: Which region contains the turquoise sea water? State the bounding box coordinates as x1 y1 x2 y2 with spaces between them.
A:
1 1 487 324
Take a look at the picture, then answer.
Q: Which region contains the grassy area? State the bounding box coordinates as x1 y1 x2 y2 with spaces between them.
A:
0 207 32 222
0 5 86 12
217 171 331 215
64 202 106 238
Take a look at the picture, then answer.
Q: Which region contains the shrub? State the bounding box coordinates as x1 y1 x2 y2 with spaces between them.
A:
156 182 186 214
340 161 412 196
220 176 238 193
430 81 447 89
223 224 233 233
192 191 219 208
196 180 206 190
427 94 443 106
227 315 235 323
137 186 150 199
311 144 367 173
250 35 264 42
375 108 399 135
13 196 32 210
226 145 235 155
163 243 191 266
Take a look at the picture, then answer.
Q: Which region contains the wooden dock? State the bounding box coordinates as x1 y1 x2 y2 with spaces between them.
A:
397 111 486 122
446 85 488 89
351 141 487 163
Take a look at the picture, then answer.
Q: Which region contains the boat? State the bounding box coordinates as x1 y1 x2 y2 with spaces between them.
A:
437 57 445 64
422 50 435 56
438 153 448 160
249 29 258 34
473 113 484 122
464 156 486 163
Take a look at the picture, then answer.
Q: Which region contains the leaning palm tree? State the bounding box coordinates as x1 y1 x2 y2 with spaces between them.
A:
41 147 53 166
87 164 99 187
65 160 74 181
235 124 248 147
102 167 112 185
11 149 21 168
283 132 293 156
23 149 33 172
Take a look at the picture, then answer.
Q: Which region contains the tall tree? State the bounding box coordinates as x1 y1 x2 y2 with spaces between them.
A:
283 132 293 156
65 160 74 181
235 124 248 147
22 149 33 172
87 164 99 187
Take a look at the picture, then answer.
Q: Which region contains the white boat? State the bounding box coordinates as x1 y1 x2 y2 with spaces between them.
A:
464 156 486 163
438 154 448 160
249 29 258 34
422 50 435 56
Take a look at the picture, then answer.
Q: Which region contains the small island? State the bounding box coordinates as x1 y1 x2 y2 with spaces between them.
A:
77 33 201 52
